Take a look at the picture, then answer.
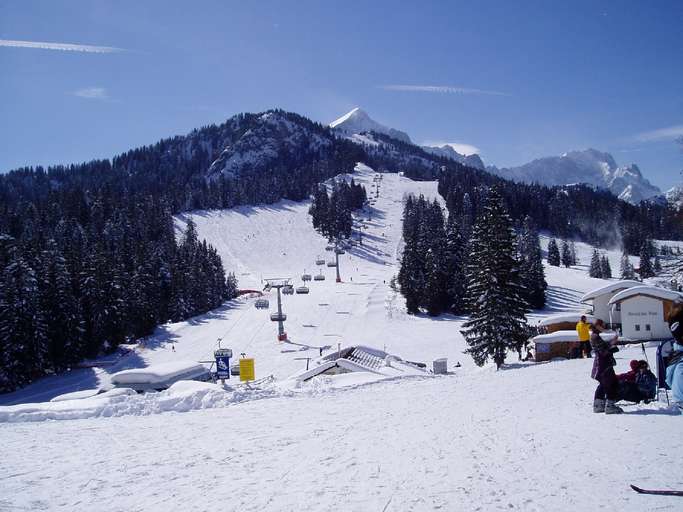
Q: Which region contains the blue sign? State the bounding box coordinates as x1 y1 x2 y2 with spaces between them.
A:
214 348 232 380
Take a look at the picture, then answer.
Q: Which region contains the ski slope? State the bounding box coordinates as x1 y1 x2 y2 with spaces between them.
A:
2 164 682 511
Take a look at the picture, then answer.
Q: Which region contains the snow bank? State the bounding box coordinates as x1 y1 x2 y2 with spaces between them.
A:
0 381 279 423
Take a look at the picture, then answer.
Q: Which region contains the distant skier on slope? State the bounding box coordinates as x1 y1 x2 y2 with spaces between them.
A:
590 320 623 414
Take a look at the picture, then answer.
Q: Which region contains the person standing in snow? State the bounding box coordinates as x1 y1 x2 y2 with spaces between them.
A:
666 302 683 409
576 315 592 358
591 322 622 414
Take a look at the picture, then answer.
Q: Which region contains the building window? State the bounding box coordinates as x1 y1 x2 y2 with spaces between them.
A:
635 324 641 332
645 324 651 331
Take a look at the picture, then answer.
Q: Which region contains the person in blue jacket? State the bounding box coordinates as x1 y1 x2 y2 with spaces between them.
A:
666 302 683 409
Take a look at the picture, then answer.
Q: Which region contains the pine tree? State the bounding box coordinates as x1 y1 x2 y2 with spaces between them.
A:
653 251 662 274
547 238 560 266
570 241 578 265
639 240 655 279
0 248 48 390
518 216 547 309
444 214 468 314
460 189 530 369
619 252 636 279
589 249 603 278
560 240 572 267
600 254 612 279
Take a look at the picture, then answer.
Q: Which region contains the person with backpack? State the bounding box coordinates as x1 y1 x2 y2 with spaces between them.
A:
590 323 622 414
666 302 683 409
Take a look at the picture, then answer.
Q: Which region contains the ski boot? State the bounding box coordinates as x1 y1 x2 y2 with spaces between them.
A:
604 400 623 414
593 399 605 413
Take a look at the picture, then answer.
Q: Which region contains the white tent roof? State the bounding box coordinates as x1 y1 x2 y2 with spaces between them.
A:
579 280 642 303
608 285 683 306
537 313 595 327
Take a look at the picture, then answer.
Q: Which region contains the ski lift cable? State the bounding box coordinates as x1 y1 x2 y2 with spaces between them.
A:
204 297 256 361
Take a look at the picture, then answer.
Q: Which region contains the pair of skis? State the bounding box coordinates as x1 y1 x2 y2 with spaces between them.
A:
630 485 683 497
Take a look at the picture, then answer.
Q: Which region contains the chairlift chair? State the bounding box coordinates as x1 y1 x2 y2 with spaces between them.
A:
282 285 294 295
296 286 310 294
301 274 312 281
327 261 337 267
314 274 325 281
270 312 287 322
315 258 325 266
325 245 334 252
335 248 346 255
255 298 270 309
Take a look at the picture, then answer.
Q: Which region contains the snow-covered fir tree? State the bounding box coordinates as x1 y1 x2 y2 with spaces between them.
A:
600 254 612 279
460 189 530 369
589 249 603 278
620 252 636 279
547 238 560 266
639 240 655 278
444 213 468 314
654 251 662 274
518 216 547 309
560 239 572 267
570 241 578 265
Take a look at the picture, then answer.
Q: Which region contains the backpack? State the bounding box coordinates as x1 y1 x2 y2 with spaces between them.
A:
635 370 657 400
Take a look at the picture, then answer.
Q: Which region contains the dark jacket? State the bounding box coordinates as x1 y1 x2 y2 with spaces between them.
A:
590 332 618 381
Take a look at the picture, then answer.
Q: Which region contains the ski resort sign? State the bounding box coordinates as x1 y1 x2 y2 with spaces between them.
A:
214 348 233 381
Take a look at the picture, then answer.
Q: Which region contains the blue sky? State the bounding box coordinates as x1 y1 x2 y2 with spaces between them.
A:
1 0 682 190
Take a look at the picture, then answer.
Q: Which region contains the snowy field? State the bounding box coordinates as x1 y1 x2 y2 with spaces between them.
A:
1 165 681 511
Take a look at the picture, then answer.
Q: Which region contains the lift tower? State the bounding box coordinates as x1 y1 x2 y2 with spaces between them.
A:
263 278 291 341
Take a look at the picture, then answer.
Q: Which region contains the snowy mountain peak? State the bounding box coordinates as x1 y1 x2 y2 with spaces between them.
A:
329 107 412 144
490 148 661 204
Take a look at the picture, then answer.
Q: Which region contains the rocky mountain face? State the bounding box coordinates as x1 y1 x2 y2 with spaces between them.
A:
421 144 485 170
487 149 661 204
330 108 412 144
330 108 486 170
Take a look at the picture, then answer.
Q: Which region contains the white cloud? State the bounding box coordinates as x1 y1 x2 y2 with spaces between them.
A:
73 87 109 100
379 84 510 97
422 140 480 156
0 39 123 53
632 124 683 142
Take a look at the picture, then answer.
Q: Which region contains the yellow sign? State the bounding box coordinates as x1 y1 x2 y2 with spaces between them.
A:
239 358 255 382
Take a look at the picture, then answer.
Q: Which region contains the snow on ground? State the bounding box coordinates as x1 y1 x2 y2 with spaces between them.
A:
1 165 681 511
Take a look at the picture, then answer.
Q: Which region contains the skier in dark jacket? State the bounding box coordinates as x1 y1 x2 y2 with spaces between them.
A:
591 323 622 414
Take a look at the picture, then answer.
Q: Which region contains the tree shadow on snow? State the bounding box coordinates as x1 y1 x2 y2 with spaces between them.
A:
544 285 583 312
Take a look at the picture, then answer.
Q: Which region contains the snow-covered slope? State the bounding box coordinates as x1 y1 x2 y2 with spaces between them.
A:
489 149 661 203
2 164 681 511
330 107 412 144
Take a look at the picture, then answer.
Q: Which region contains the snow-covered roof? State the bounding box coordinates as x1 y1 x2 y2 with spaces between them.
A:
293 346 426 382
111 361 209 386
533 329 618 344
532 330 580 344
608 285 683 306
579 280 642 303
537 313 595 327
